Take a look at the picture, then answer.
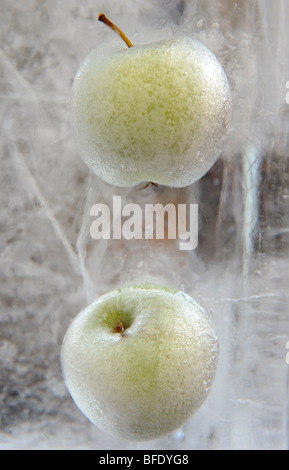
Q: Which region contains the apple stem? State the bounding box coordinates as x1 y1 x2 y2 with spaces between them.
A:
98 13 134 48
114 322 125 335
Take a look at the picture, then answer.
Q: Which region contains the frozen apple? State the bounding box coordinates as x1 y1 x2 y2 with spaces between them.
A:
71 14 231 188
61 284 219 441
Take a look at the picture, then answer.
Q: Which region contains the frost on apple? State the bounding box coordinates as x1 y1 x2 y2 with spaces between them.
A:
61 284 219 441
71 37 231 188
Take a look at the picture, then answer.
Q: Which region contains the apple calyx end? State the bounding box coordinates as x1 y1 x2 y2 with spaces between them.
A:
138 182 159 191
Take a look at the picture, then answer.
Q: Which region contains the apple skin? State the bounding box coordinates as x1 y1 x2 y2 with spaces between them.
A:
61 284 219 441
71 36 231 188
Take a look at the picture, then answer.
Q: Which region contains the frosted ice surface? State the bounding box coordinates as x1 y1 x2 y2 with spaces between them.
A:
0 0 289 450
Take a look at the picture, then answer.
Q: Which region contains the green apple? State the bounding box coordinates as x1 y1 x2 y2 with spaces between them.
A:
70 15 231 188
61 284 219 441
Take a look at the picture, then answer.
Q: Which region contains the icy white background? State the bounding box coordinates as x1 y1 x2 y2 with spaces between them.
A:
0 0 288 450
